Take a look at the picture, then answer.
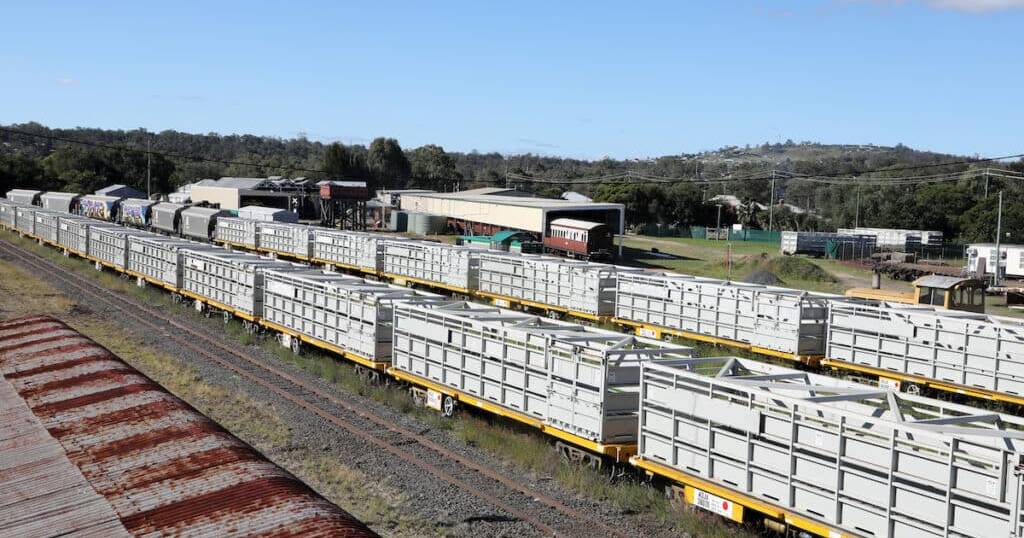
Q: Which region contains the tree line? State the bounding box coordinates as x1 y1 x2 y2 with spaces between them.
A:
1 123 1020 243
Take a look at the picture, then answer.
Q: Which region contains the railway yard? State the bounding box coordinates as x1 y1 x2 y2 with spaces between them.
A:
0 233 741 537
4 194 1024 538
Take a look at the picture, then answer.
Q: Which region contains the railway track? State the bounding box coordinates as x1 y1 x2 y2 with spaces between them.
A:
0 237 631 538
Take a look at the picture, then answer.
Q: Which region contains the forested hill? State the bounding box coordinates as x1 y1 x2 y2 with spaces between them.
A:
1 122 1021 242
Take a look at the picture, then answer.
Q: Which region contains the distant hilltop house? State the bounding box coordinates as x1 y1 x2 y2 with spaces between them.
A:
708 194 767 211
561 191 592 203
708 194 813 216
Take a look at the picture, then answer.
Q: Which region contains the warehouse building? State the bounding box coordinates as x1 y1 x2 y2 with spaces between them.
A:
189 177 314 212
399 188 625 253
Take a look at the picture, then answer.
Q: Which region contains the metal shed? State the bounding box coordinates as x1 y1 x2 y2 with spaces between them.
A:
0 315 378 538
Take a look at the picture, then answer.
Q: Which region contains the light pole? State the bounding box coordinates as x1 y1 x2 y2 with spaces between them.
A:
994 190 1003 286
146 137 152 199
854 184 861 228
768 170 776 232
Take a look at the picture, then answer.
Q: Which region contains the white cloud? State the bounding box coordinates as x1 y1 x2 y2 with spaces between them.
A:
56 78 79 86
839 0 1024 11
927 0 1024 11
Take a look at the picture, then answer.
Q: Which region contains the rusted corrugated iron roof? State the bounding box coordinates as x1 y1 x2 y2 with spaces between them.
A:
0 315 378 538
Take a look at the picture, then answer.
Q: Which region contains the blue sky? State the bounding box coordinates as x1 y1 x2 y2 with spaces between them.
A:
1 1 1022 159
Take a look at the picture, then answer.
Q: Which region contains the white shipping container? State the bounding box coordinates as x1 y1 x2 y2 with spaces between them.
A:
33 210 61 243
478 252 637 316
383 239 479 291
127 235 215 289
826 300 1024 396
214 217 259 249
88 225 151 270
392 301 694 444
262 269 445 362
312 229 404 273
257 222 313 259
615 271 836 356
14 205 36 235
637 357 1024 538
0 200 16 228
180 249 302 317
57 216 92 254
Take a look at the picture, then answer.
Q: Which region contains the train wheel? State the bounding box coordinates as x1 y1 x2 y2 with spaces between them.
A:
222 311 232 324
441 395 456 417
904 383 921 396
290 336 301 355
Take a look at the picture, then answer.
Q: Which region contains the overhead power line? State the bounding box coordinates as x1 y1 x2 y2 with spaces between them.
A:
507 158 1024 187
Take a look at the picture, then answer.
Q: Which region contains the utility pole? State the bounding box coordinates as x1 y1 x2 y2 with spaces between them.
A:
715 203 723 240
146 137 152 199
768 170 776 232
994 190 1003 286
855 184 861 228
504 156 509 189
984 169 990 199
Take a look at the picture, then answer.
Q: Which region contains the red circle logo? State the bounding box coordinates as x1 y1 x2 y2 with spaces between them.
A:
722 501 729 511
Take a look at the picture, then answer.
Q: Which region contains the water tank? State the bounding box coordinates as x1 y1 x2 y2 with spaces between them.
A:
390 210 408 232
407 212 447 235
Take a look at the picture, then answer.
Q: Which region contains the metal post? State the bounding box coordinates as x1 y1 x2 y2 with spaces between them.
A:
727 243 732 280
994 190 1003 286
715 204 723 240
768 170 776 232
984 169 989 199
